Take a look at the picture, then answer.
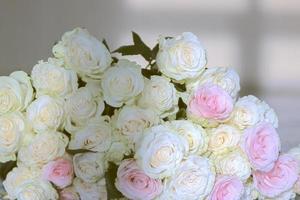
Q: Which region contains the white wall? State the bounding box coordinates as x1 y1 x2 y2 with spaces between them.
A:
0 0 300 151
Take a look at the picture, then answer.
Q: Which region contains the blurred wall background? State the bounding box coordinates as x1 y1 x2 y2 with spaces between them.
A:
0 0 299 151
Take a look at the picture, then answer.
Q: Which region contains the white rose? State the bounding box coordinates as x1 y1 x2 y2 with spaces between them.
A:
18 131 68 167
105 141 131 165
69 116 112 152
59 186 80 200
229 95 278 130
73 152 107 183
211 148 251 181
138 76 178 118
73 177 107 200
260 101 279 128
288 145 300 164
26 95 65 133
52 27 112 81
15 178 58 200
0 71 33 115
287 145 300 177
160 156 215 200
112 105 160 144
156 32 206 81
65 86 105 132
3 166 40 199
262 190 296 200
0 112 27 162
242 182 260 200
208 124 241 153
166 120 208 155
135 125 188 178
186 67 240 99
31 60 78 97
101 59 144 107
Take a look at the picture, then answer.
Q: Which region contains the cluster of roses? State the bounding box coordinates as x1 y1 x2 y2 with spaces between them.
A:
0 27 300 200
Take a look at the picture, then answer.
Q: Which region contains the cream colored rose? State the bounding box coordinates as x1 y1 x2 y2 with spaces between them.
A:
186 67 240 99
0 71 33 115
101 59 144 107
65 86 105 132
112 105 159 143
73 177 107 200
229 95 278 130
211 148 251 181
167 120 208 155
14 178 58 200
52 27 112 82
138 76 178 118
31 60 78 97
0 112 27 162
73 152 107 183
156 32 206 81
69 116 112 152
160 155 215 200
18 131 68 167
3 166 40 199
208 124 241 153
135 125 188 179
26 95 65 133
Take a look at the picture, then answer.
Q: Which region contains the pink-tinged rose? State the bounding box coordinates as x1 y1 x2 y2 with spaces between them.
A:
209 176 244 200
59 187 80 200
188 84 233 121
253 155 299 198
115 159 163 200
242 122 280 172
42 158 74 188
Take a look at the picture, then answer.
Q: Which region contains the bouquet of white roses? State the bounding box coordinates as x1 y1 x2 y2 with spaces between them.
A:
1 28 300 200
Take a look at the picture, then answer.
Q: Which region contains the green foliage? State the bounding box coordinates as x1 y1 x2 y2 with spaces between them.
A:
176 98 187 120
105 162 124 199
102 39 111 52
113 32 159 64
0 161 16 179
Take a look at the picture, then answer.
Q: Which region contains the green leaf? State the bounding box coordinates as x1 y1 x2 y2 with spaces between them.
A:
151 43 159 60
0 161 16 179
102 102 117 117
105 162 124 199
113 32 156 63
172 81 186 92
102 39 110 52
176 98 187 119
77 77 87 87
113 45 140 56
141 68 161 79
112 57 119 64
132 32 153 61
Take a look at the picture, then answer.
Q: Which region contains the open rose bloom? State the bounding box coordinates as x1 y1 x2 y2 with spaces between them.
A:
1 28 300 200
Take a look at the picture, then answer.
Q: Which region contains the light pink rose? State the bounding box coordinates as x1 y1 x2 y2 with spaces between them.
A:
115 159 163 200
242 122 280 172
209 176 244 200
59 187 80 200
42 158 74 188
188 84 233 121
253 155 299 198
